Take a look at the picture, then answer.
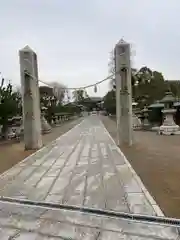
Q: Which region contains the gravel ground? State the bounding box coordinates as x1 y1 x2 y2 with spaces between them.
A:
101 116 180 218
0 118 82 175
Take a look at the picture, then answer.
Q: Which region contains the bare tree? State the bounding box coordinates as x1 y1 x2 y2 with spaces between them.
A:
72 89 88 103
108 49 140 91
50 81 67 103
108 50 116 90
108 50 115 75
108 50 115 90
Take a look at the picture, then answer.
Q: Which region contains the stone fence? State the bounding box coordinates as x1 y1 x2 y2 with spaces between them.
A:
50 113 75 126
0 113 78 144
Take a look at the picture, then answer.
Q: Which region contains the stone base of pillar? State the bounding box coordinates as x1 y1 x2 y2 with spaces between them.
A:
159 109 180 135
159 124 180 135
41 115 52 134
151 125 160 132
141 120 151 131
24 145 41 151
132 113 142 130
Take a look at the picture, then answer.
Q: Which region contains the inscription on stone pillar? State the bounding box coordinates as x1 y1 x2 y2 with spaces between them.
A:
24 71 32 97
121 107 129 115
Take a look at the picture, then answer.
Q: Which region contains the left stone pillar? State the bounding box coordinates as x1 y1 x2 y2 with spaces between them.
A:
19 45 42 150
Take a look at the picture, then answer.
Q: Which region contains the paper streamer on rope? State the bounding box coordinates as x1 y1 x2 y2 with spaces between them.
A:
94 84 97 93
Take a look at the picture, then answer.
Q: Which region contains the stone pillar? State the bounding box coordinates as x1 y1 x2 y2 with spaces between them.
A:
115 39 133 146
19 45 42 150
114 45 121 146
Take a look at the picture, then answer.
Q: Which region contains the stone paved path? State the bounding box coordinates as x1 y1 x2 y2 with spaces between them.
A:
0 116 160 215
0 116 179 239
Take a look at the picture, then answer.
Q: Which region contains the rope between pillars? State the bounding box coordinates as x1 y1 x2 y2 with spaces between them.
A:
24 70 114 91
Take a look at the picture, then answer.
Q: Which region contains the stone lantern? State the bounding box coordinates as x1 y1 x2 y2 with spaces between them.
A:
132 98 141 130
159 91 179 135
141 106 150 129
41 105 52 134
132 98 138 111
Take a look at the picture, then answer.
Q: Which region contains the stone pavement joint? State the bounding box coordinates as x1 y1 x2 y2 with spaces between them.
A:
0 116 179 239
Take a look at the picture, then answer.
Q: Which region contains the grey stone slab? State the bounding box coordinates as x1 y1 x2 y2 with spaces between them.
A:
16 166 37 180
126 193 155 215
1 167 23 178
45 167 61 177
25 172 47 187
45 194 62 204
12 232 38 240
0 228 19 240
109 147 126 165
36 177 55 189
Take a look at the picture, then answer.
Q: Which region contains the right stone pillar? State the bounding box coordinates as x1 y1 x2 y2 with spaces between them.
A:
114 39 133 146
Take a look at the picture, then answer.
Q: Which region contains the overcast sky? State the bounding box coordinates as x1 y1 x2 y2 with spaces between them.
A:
0 0 180 97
